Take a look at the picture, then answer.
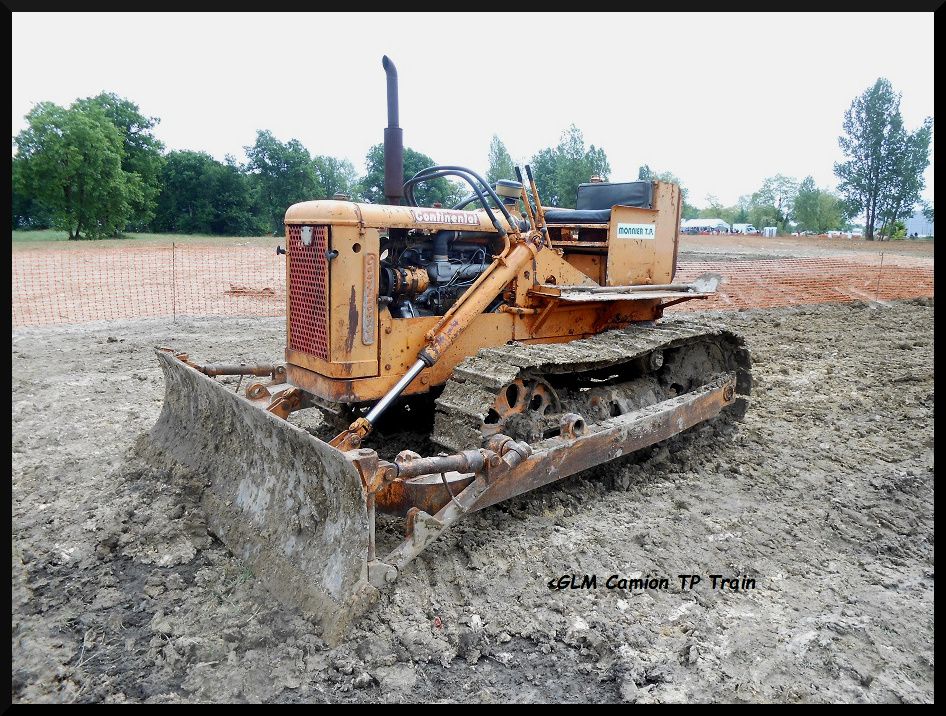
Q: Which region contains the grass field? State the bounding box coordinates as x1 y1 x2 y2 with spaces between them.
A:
12 230 280 250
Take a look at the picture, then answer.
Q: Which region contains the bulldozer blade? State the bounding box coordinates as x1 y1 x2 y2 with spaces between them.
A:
145 350 377 644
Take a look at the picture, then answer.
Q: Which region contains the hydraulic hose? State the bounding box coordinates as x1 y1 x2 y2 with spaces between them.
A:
406 165 517 230
404 169 505 236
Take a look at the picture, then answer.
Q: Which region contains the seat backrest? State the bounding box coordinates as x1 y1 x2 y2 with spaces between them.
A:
576 181 653 211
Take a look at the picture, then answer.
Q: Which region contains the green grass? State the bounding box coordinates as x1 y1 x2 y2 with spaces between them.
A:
12 229 280 250
12 229 72 243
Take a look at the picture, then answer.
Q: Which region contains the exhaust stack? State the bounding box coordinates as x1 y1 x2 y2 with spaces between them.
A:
382 55 404 205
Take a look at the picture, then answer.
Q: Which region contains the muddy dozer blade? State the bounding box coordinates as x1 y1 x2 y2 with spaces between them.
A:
145 350 376 644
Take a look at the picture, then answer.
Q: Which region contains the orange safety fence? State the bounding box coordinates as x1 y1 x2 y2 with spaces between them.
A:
671 253 934 312
12 245 286 327
11 246 933 328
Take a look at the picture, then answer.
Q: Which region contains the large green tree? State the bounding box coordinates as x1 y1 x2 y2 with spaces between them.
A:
748 204 782 231
152 150 260 235
793 176 844 233
874 119 933 239
244 130 322 233
11 164 52 229
359 143 464 207
834 78 933 240
530 125 610 208
74 92 165 230
313 155 359 200
734 195 752 224
13 101 140 239
486 134 516 185
751 174 799 230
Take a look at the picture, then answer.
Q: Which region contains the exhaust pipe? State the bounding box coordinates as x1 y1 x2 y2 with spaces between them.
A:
382 55 404 205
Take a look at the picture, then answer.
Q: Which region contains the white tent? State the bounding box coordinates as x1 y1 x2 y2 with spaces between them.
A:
681 218 731 231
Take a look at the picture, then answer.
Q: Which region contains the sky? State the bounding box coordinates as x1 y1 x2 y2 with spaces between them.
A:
11 12 935 210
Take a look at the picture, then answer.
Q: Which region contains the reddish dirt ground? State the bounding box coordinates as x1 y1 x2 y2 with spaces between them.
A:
12 235 933 327
671 254 933 312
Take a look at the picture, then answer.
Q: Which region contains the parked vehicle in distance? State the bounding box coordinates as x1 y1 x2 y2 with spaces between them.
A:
732 223 759 235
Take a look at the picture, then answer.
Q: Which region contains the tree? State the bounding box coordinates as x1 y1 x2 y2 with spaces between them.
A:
74 92 165 230
717 206 736 226
834 78 933 240
359 143 464 207
793 176 844 233
701 194 724 216
152 150 260 235
152 151 217 233
874 118 933 239
734 195 752 224
751 174 798 229
214 155 263 235
793 176 820 231
530 125 610 208
244 130 322 233
12 161 52 229
681 204 701 220
486 134 515 185
313 155 359 200
748 204 781 231
921 201 933 224
13 101 140 239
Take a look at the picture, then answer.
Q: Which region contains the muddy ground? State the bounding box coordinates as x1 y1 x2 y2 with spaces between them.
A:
11 298 934 703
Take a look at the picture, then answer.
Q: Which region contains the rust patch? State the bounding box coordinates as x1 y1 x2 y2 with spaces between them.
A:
376 473 477 517
340 383 357 403
346 286 358 354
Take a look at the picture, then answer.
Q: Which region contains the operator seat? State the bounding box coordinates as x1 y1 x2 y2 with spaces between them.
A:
543 181 654 224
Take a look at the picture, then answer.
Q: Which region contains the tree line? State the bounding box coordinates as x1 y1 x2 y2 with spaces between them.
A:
10 93 471 238
10 92 613 240
648 169 850 236
12 78 932 240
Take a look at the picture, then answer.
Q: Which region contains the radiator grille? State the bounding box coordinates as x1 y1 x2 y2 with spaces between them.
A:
287 225 329 360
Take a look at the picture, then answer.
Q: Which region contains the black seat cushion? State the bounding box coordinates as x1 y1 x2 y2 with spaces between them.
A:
544 208 612 224
577 181 653 211
543 181 654 224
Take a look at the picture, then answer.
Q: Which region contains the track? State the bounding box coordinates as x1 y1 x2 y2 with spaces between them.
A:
432 319 752 453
